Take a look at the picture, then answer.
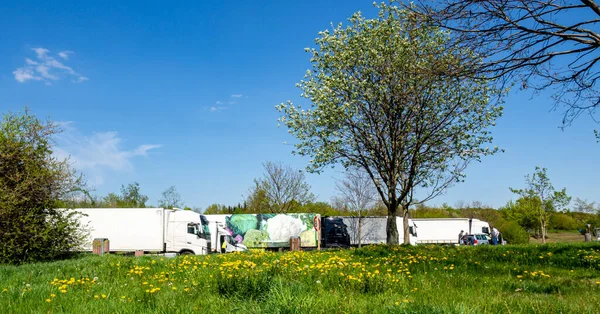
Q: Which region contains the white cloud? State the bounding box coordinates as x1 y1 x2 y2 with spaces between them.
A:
231 94 243 98
53 124 160 185
58 50 73 60
208 106 227 112
13 47 88 84
216 101 223 105
13 68 42 82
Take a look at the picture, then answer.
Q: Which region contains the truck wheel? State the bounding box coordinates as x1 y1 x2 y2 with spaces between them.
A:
179 250 194 255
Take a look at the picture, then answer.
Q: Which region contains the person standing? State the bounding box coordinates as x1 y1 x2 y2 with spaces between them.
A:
458 230 464 245
492 227 499 245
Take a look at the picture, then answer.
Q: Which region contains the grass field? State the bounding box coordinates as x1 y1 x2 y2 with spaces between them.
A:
1 243 600 313
529 231 588 244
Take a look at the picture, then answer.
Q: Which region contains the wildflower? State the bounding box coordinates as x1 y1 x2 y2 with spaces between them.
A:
50 294 56 298
395 301 399 306
45 299 52 303
403 299 409 303
101 294 107 299
94 295 99 299
2 288 7 293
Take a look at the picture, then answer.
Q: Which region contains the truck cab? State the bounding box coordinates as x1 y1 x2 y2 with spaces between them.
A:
322 217 351 248
165 210 209 255
200 215 247 253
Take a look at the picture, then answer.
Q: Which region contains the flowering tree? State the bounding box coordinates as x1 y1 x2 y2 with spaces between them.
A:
277 4 504 244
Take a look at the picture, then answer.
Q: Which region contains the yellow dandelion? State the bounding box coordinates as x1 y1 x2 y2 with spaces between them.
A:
45 299 52 303
50 294 56 298
101 294 107 299
94 295 99 299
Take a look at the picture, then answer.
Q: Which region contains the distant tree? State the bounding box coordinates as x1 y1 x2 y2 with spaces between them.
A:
202 203 243 215
573 198 600 214
158 186 183 209
0 109 87 264
277 4 503 244
406 0 600 128
333 168 378 247
500 198 540 234
119 182 149 208
250 161 315 213
510 167 571 243
246 182 272 213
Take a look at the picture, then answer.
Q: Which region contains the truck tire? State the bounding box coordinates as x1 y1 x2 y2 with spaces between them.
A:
179 250 194 255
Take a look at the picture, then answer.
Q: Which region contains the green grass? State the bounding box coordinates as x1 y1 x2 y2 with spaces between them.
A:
529 230 587 244
1 243 600 313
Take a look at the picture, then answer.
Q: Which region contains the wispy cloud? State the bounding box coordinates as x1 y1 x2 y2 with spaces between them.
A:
208 106 227 112
58 50 73 60
53 123 160 185
231 94 243 98
13 47 88 84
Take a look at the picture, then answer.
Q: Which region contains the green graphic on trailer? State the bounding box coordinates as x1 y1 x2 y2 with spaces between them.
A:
224 213 317 248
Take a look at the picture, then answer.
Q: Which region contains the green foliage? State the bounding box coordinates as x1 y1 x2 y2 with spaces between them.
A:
510 167 571 243
277 3 504 244
0 109 86 264
497 221 530 244
549 212 579 231
158 185 183 209
501 198 540 233
117 182 149 208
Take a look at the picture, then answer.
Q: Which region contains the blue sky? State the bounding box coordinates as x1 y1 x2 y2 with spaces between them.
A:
2 0 599 210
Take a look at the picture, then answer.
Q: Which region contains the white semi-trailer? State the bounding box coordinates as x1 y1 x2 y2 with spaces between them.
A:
332 216 418 246
76 208 209 255
411 218 491 245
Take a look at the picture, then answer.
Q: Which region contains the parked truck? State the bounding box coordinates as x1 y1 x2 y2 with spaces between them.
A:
203 213 420 250
199 214 248 253
324 216 418 246
76 208 210 255
411 218 491 245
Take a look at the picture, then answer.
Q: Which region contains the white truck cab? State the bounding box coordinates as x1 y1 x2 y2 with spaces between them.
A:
200 215 247 253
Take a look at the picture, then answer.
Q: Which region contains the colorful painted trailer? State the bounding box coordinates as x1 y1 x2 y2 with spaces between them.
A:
202 213 320 250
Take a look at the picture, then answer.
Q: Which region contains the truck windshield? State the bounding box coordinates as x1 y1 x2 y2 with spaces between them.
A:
200 215 211 236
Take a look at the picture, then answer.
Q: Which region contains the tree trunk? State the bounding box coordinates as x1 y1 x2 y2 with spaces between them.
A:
539 208 546 244
403 207 410 245
541 217 546 244
357 216 363 248
386 199 399 245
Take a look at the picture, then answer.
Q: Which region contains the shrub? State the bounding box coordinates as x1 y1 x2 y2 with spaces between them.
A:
549 213 579 231
499 221 529 244
0 109 86 264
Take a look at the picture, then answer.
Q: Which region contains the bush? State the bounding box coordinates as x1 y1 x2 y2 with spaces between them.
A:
549 213 579 231
0 110 86 264
499 221 529 244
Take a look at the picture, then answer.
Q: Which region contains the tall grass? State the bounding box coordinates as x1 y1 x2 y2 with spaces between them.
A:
1 243 599 313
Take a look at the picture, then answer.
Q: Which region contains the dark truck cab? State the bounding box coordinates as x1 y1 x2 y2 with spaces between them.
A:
321 216 351 248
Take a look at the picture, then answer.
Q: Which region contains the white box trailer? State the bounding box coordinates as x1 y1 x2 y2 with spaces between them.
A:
333 216 418 246
76 208 209 255
411 218 490 245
